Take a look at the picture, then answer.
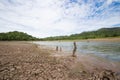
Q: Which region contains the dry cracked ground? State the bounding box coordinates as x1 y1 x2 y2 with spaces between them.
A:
0 42 120 80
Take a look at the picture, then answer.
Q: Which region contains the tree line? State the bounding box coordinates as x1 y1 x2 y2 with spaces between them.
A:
0 31 39 41
0 27 120 41
43 27 120 40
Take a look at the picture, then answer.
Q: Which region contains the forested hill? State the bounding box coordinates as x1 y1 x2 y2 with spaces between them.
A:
0 31 38 41
43 27 120 40
0 27 120 41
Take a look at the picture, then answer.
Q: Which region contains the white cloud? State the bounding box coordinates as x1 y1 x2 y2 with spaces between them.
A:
107 0 113 5
0 0 120 38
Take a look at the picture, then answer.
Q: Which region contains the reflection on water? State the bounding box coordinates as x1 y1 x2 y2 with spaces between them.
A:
33 41 120 61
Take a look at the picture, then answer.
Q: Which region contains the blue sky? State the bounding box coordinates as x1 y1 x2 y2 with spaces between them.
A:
0 0 120 38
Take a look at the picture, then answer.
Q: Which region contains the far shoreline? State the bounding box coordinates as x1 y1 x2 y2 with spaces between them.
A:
36 37 120 42
0 37 120 42
80 37 120 42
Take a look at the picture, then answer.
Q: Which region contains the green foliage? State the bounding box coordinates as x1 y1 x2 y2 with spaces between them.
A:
0 27 120 41
43 27 120 40
0 31 39 41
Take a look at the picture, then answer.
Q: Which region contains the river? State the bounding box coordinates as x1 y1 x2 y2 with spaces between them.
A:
33 41 120 62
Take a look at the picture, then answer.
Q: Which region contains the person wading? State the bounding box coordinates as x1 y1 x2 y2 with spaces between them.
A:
72 41 77 57
56 46 58 51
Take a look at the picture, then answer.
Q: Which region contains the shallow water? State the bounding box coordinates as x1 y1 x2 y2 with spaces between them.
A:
33 41 120 61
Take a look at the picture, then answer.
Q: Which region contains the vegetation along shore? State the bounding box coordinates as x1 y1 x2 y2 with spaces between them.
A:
0 27 120 41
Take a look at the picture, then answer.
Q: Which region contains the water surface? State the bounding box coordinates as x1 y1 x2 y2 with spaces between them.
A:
33 41 120 61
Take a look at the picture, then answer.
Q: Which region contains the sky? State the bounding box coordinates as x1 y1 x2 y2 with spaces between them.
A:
0 0 120 38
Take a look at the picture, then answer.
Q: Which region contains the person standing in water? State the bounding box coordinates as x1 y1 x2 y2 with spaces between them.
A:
72 41 77 57
56 46 58 51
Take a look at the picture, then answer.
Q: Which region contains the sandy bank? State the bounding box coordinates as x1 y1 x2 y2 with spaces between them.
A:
60 37 120 42
83 37 120 42
0 41 120 80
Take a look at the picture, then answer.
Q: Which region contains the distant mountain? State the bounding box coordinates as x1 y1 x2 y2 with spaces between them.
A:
0 31 38 41
43 27 120 40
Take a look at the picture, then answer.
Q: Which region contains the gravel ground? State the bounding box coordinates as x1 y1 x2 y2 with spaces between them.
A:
0 42 119 80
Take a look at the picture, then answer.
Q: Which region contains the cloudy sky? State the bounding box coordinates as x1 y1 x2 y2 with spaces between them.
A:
0 0 120 38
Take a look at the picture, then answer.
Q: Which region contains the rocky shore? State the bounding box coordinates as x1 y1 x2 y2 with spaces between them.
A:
0 42 120 80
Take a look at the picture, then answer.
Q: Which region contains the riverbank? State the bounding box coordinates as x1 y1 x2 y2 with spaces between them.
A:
0 42 120 80
57 37 120 42
81 37 120 42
